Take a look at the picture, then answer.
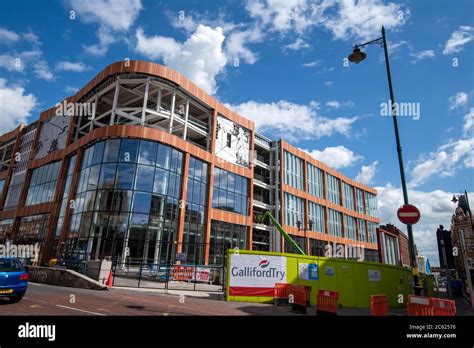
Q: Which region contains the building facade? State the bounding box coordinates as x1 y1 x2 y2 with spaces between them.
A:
451 201 474 281
436 225 455 270
376 224 411 268
0 61 379 269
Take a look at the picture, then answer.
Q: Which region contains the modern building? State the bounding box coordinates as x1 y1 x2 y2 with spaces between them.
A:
436 225 454 270
376 223 411 268
0 61 380 269
450 194 474 281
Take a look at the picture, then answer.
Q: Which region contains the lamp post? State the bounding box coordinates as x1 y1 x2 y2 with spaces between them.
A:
297 219 313 255
347 26 420 294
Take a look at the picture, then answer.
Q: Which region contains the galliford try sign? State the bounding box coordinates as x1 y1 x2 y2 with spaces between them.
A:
229 254 287 296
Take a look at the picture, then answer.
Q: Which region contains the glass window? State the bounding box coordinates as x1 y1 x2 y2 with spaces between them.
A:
284 193 304 227
328 209 342 237
368 222 377 243
119 139 139 163
91 141 105 165
326 173 341 205
308 201 325 233
355 188 365 213
365 192 378 217
135 165 154 192
358 219 367 242
103 139 120 162
284 151 304 190
25 161 61 206
98 163 117 189
343 182 354 210
138 141 158 166
116 163 135 190
157 144 171 169
132 192 151 214
153 168 168 195
307 163 324 198
344 215 356 240
212 167 248 215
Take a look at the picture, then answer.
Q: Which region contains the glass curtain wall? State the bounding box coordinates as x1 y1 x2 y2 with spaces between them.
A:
182 156 208 264
284 151 304 190
63 138 183 266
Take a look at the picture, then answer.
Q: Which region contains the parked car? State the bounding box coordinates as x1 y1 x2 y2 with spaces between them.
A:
0 257 29 303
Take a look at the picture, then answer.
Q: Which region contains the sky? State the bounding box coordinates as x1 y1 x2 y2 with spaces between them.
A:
0 0 473 266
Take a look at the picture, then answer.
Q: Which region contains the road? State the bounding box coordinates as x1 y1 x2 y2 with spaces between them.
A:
0 283 299 316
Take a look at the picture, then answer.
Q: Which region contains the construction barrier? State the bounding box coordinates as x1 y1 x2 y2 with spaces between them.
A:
317 290 339 316
370 294 388 316
430 298 456 316
407 295 432 316
274 283 292 306
289 285 308 314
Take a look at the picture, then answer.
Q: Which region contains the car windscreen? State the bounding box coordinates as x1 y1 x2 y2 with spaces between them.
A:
0 259 24 272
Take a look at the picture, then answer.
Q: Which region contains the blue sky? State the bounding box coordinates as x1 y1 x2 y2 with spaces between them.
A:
0 0 473 265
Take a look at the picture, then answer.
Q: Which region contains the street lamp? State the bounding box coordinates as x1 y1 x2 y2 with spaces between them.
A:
347 26 421 294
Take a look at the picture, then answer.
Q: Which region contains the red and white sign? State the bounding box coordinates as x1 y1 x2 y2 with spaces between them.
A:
229 254 287 297
172 266 210 282
397 204 421 225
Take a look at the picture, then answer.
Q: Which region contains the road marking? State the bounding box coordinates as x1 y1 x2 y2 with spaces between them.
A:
29 304 43 308
56 305 106 316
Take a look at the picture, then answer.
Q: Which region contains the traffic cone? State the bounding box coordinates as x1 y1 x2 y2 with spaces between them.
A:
106 270 113 288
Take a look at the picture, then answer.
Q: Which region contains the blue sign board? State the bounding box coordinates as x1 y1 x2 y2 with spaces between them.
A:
308 263 319 280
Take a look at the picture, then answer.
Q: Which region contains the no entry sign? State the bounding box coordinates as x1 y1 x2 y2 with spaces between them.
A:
397 204 421 225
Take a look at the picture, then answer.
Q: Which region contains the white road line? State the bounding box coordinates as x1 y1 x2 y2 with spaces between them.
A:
56 305 106 316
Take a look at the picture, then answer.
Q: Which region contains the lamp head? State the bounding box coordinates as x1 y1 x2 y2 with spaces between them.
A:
348 47 367 64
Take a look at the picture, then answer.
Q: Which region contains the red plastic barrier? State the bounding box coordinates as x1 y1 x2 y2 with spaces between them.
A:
430 298 456 316
289 285 307 314
274 283 292 305
407 295 432 316
371 294 388 316
317 290 339 315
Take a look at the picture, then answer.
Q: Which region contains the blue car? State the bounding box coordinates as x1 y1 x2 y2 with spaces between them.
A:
0 257 29 303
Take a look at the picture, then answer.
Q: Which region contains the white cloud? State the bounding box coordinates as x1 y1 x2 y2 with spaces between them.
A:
443 26 474 55
302 60 321 67
0 27 20 44
65 86 79 94
228 99 358 141
246 0 408 41
449 92 468 110
135 25 227 95
56 61 91 72
376 184 464 266
0 50 42 73
325 100 341 109
355 161 378 184
284 38 310 51
225 26 263 64
304 146 362 169
409 137 474 187
0 78 37 133
462 107 474 136
325 0 409 41
70 0 143 56
410 49 434 64
34 60 54 81
324 81 333 87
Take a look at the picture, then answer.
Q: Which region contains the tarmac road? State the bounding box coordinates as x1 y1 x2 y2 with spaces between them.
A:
0 282 298 316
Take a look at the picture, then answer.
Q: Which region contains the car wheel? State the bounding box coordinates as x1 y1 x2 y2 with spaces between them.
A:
9 295 24 303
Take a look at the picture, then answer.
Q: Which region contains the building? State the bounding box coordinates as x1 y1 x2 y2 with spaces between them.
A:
450 194 474 281
0 61 380 269
436 225 454 269
376 224 411 267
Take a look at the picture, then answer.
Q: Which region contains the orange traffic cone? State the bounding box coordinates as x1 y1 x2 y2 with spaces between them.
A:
106 270 113 288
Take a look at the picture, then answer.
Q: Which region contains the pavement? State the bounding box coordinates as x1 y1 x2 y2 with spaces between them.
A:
0 282 472 316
